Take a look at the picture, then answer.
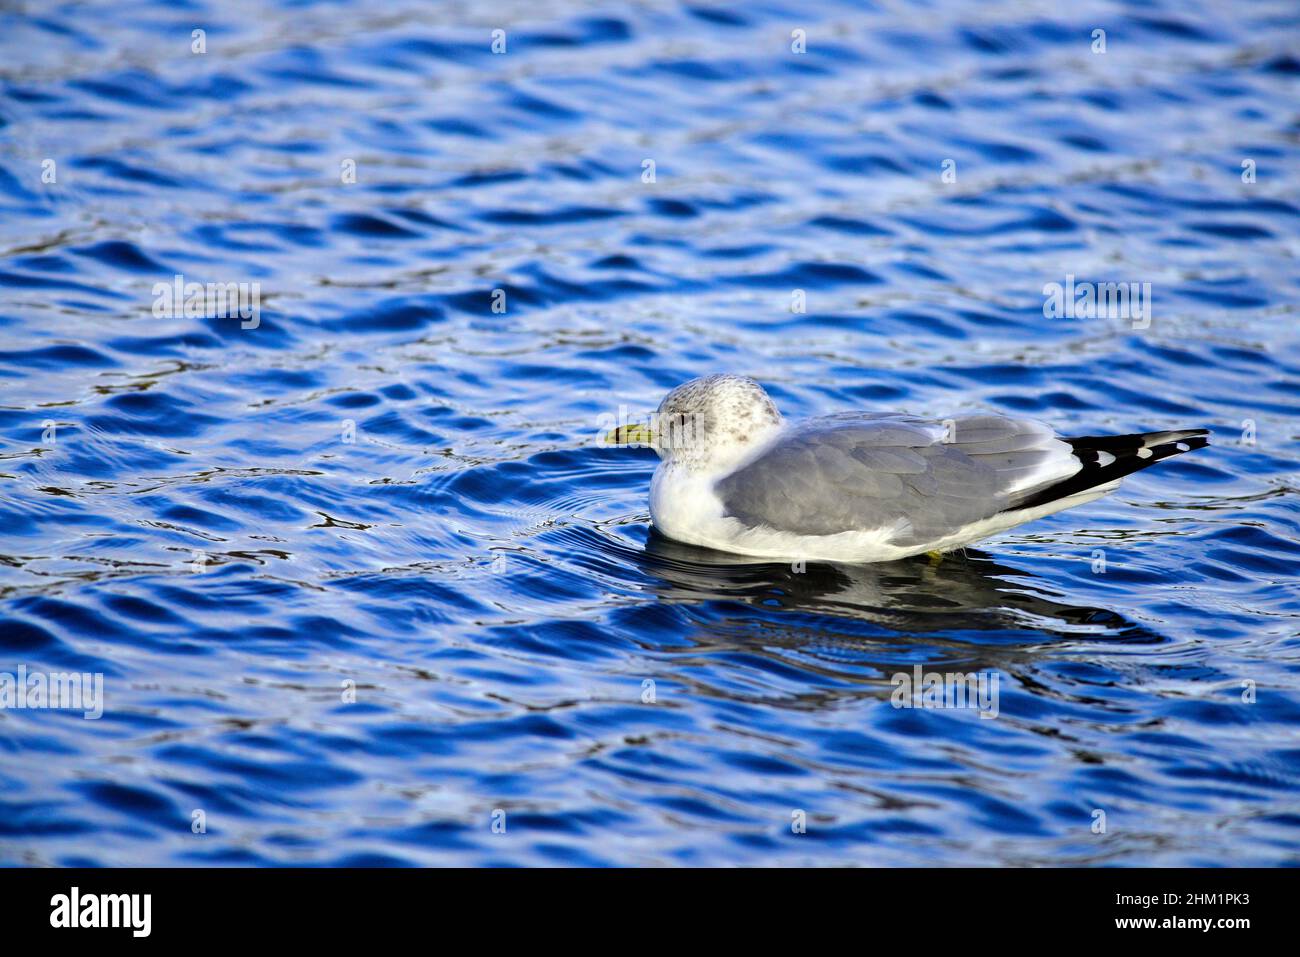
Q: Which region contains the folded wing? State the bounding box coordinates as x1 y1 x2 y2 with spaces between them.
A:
714 413 1081 546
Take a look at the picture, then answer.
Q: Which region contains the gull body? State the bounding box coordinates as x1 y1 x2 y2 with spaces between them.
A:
616 374 1208 563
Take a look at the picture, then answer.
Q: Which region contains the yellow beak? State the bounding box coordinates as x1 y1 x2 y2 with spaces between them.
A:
605 423 657 448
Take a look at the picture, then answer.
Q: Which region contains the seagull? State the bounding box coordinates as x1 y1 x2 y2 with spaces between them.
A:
606 374 1208 563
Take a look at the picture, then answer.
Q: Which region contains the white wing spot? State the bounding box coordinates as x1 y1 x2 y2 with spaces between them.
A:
1137 447 1153 459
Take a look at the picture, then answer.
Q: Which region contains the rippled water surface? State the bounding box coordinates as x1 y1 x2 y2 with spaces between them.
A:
2 0 1300 866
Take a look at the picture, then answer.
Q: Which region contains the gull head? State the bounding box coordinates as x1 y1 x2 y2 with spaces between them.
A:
611 374 783 474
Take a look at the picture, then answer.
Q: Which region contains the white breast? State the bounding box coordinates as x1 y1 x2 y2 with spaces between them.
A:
649 461 903 561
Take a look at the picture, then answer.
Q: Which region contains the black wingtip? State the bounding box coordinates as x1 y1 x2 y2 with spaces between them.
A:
1011 428 1210 512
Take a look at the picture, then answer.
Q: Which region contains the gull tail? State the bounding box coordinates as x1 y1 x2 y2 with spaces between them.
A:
1012 428 1210 511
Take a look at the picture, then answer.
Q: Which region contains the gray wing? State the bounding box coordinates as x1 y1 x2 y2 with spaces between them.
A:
714 413 1080 546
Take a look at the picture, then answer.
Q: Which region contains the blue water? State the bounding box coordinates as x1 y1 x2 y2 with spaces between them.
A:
2 0 1299 867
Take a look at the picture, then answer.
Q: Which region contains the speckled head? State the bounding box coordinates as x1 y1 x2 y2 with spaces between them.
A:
653 374 783 473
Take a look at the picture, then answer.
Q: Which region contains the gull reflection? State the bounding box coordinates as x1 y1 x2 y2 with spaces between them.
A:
634 528 1156 656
